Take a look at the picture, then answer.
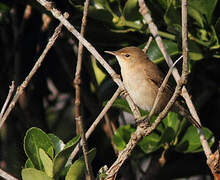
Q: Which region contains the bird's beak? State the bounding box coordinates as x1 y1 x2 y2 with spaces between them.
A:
104 50 116 56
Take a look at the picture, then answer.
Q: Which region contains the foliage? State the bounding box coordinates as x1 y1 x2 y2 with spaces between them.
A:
0 0 219 179
22 127 96 180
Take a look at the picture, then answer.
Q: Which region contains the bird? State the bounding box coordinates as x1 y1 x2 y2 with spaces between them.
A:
105 46 201 128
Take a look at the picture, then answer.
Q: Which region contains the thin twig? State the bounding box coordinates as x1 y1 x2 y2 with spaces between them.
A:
181 0 188 81
74 0 90 134
147 56 183 121
106 74 185 178
138 0 212 158
0 81 15 120
143 36 153 53
73 0 94 178
36 0 141 120
0 13 68 129
69 88 121 161
0 168 18 180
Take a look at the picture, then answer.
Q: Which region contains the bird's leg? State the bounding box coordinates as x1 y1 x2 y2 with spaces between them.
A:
120 89 129 98
136 115 150 127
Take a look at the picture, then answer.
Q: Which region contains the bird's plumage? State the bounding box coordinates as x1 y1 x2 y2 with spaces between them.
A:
105 46 201 128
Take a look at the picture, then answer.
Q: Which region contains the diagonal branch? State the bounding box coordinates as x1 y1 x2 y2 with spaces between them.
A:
0 14 68 129
0 81 15 121
138 0 212 159
106 56 183 179
36 0 141 122
0 168 18 180
69 88 121 161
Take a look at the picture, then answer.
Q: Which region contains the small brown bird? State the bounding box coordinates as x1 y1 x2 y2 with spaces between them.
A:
105 46 201 128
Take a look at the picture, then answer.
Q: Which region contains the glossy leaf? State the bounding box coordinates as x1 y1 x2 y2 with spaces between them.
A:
65 148 96 180
48 133 65 156
175 126 215 153
39 148 53 177
109 98 148 116
24 127 54 170
188 6 204 28
138 132 162 154
188 41 204 60
163 112 180 133
25 159 35 168
72 4 114 23
22 168 53 180
188 0 217 24
53 135 80 177
123 0 141 21
113 125 135 151
146 40 179 63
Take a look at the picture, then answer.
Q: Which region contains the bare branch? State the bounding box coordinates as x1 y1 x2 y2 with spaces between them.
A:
0 81 15 120
73 0 94 178
36 0 142 122
0 168 18 180
138 0 212 158
106 62 185 178
69 88 121 161
147 56 183 121
0 14 68 129
143 36 153 53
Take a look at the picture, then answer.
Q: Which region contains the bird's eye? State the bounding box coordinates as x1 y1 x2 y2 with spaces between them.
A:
125 54 130 58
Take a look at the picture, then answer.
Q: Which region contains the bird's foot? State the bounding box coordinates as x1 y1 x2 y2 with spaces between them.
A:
136 115 150 126
120 89 129 98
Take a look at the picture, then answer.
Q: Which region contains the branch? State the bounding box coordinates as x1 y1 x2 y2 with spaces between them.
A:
106 56 183 179
0 81 15 121
0 168 18 180
36 0 142 121
73 0 94 178
0 14 68 129
69 88 121 161
147 56 183 121
138 0 212 159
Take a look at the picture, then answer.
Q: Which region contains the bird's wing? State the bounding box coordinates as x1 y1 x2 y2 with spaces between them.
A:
143 63 173 95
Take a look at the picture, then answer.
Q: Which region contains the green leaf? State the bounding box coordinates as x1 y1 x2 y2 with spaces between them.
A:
39 148 53 178
25 159 35 168
188 40 204 60
22 168 53 180
109 98 148 116
24 127 54 170
70 2 114 23
146 40 180 63
159 127 176 145
164 2 181 29
188 6 204 28
138 132 162 154
175 126 215 153
123 0 141 21
53 135 80 177
113 125 135 151
163 112 180 133
48 133 65 156
188 0 217 24
65 148 96 180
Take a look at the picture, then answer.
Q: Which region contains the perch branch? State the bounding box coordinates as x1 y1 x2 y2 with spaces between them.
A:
36 0 141 122
106 55 183 178
138 0 212 158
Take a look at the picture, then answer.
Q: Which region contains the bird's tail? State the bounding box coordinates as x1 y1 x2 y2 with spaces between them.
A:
174 101 202 129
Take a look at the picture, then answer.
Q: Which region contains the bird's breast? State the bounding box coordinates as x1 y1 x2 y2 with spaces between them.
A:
121 68 157 111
